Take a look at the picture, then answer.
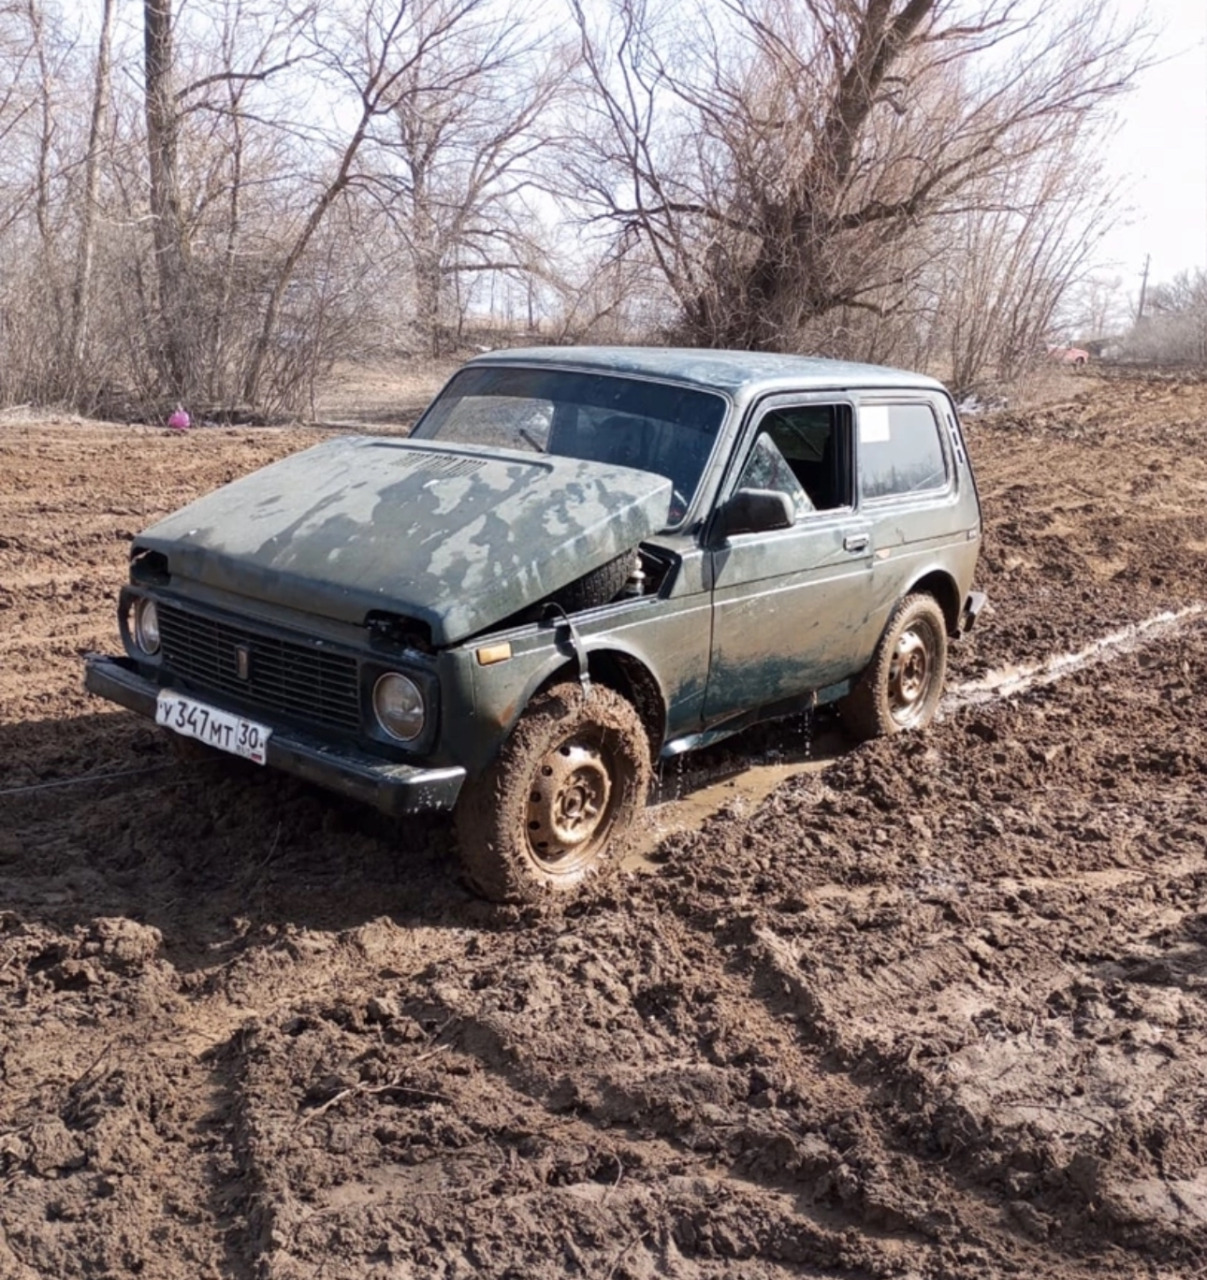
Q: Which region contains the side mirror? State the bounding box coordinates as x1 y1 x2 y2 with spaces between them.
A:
716 488 795 539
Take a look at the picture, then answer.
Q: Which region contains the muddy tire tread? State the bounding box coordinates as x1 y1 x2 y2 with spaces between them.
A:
454 682 650 905
839 592 948 742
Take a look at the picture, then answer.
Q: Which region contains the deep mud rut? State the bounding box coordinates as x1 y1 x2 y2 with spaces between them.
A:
2 374 1206 1279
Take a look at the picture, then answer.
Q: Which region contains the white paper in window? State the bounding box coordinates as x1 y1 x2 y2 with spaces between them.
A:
859 405 891 443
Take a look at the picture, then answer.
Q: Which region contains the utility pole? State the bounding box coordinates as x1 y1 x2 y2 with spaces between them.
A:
1136 253 1150 322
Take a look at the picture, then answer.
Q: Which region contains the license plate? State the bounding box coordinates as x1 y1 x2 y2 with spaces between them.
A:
156 691 271 764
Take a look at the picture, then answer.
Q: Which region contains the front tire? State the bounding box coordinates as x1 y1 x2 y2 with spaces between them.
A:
454 682 651 904
839 594 948 741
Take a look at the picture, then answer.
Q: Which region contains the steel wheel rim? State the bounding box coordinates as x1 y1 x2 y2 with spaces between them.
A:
888 622 936 727
526 737 616 873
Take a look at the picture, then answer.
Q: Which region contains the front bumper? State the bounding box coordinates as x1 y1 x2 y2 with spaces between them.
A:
84 654 465 816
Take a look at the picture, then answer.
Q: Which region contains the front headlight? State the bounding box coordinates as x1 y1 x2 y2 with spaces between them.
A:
133 598 161 654
372 672 425 742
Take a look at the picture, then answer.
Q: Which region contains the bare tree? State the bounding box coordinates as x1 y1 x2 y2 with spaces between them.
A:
138 0 310 403
363 10 568 356
1128 270 1207 364
241 0 536 402
3 0 574 415
1059 272 1125 345
934 139 1117 393
0 0 1159 419
144 0 196 395
0 3 36 177
170 0 314 408
0 0 79 402
566 0 1148 354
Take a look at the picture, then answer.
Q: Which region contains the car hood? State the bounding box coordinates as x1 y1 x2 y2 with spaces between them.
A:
135 436 672 645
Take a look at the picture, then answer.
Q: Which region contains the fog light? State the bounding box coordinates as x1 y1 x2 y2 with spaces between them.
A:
133 598 161 655
373 672 424 741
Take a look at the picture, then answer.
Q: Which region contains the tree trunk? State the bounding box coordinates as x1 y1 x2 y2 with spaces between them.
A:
144 0 193 398
68 0 116 403
27 0 65 339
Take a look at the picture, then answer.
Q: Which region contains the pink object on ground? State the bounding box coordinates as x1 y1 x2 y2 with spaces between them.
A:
167 408 191 431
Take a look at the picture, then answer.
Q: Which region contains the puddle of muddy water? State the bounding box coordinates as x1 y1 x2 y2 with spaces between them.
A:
631 758 824 862
626 720 847 867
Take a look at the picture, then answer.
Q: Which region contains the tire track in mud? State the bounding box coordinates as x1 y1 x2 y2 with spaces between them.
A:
645 604 1207 864
6 600 1206 1273
220 625 1207 1280
736 852 1207 1249
0 918 258 1279
641 623 1207 1273
219 908 933 1278
945 605 1206 711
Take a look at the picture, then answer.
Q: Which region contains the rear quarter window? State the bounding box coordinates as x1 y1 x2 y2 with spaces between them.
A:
858 402 948 500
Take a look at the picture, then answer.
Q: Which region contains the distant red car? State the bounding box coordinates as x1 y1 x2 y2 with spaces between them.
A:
1048 345 1089 366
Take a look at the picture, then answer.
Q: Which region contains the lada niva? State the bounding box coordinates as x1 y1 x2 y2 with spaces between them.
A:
85 347 985 902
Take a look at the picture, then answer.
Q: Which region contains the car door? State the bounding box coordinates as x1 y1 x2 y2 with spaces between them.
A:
703 396 878 724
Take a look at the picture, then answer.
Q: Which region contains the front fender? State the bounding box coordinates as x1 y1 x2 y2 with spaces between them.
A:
450 595 707 776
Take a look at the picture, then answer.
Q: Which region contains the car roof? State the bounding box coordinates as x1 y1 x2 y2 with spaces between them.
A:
465 346 947 399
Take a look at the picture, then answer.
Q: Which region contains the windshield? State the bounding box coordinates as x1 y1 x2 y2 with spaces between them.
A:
411 365 727 527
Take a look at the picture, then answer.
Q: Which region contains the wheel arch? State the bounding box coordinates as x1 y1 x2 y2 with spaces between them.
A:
907 569 961 635
530 646 666 758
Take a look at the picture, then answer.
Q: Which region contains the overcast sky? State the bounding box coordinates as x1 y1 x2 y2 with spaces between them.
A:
1096 0 1207 291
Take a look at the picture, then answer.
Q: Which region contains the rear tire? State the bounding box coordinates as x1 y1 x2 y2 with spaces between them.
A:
454 682 650 904
839 594 948 741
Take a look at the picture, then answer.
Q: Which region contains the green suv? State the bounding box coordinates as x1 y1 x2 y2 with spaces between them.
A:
86 348 985 902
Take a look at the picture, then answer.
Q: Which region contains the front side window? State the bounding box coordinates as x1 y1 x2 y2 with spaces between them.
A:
736 433 813 519
412 366 728 528
858 402 948 500
735 403 851 521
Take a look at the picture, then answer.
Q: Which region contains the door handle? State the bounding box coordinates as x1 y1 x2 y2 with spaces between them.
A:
843 533 870 553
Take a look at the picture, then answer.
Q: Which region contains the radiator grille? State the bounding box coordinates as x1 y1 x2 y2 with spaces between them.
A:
158 603 361 732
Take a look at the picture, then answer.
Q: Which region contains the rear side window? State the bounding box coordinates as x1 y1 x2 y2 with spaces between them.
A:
858 402 948 500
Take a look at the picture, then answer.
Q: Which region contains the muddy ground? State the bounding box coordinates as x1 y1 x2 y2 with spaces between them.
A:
2 371 1206 1279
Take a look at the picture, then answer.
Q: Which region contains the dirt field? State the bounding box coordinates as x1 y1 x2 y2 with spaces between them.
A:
2 371 1206 1279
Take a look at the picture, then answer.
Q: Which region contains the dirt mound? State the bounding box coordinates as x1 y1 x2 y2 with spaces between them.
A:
2 375 1206 1277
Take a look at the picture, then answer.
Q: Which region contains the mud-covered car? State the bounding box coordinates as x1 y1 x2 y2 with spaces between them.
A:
85 348 985 902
